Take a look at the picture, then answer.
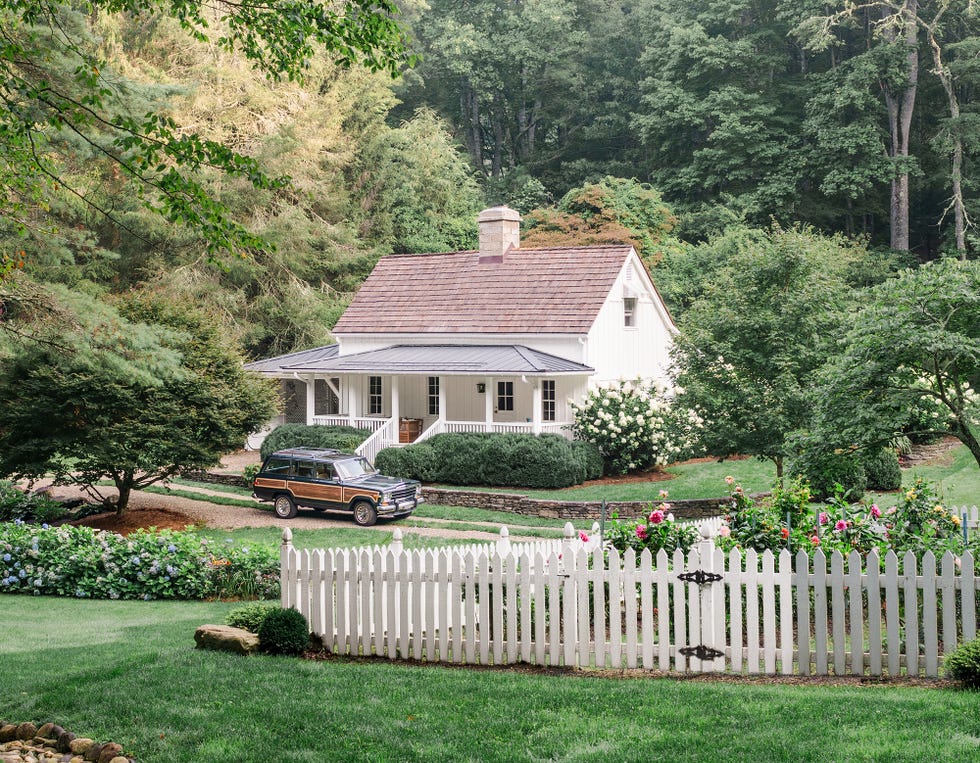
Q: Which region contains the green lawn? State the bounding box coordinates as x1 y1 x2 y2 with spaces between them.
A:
1 597 977 763
891 443 980 507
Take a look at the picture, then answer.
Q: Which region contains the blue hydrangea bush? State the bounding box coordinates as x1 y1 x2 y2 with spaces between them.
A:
0 521 278 600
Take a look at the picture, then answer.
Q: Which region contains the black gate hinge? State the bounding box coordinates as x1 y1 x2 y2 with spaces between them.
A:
677 570 723 585
679 644 725 661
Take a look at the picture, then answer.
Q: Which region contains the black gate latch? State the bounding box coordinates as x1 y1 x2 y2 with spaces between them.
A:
677 570 723 585
679 644 725 661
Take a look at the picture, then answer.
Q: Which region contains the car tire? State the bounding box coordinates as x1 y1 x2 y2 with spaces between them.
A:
352 500 377 527
273 494 298 520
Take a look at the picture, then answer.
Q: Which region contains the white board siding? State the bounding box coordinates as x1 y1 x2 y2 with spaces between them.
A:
586 255 675 387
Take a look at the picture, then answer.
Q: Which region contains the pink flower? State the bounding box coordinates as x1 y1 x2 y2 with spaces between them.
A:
818 512 829 525
579 531 589 543
870 505 882 519
724 475 735 485
810 535 820 546
635 525 648 540
659 489 670 500
835 519 848 531
718 525 731 537
648 510 665 525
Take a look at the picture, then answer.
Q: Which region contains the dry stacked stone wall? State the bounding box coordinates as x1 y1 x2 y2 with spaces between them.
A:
0 722 135 763
421 487 729 521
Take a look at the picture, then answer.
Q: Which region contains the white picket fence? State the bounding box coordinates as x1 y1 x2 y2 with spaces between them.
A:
280 525 980 678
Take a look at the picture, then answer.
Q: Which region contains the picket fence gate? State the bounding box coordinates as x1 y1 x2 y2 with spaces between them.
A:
280 523 979 678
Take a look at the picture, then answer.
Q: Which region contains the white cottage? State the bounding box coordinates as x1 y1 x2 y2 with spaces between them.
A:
246 206 677 462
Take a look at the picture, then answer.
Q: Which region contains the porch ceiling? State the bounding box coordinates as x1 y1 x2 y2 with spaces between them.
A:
277 344 594 376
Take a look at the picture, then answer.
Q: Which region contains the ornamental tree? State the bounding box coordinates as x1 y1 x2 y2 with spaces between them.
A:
814 258 980 469
0 287 277 513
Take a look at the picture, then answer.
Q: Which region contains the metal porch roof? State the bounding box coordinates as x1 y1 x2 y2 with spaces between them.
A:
275 344 594 376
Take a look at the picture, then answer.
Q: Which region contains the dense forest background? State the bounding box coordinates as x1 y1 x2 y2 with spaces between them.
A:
5 0 980 360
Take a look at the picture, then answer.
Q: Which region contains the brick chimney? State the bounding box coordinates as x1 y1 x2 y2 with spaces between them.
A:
478 206 521 262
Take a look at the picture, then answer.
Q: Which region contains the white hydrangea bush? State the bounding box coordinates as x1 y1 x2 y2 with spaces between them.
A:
570 378 703 475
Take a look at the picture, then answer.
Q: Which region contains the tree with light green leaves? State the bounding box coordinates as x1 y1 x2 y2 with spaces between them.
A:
0 0 410 267
814 258 980 468
669 224 867 480
0 287 277 513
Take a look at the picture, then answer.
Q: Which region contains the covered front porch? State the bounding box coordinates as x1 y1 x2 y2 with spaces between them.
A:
248 344 593 463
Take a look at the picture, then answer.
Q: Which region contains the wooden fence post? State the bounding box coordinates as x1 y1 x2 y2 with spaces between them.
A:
280 527 294 609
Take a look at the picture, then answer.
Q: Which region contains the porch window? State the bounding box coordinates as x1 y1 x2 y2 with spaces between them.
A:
497 381 514 411
624 297 637 327
427 376 440 415
369 376 383 415
542 379 556 422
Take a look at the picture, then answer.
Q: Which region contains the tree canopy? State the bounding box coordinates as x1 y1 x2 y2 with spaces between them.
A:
814 258 980 468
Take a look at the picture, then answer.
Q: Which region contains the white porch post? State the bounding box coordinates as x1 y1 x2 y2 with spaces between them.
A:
531 379 542 435
390 376 400 424
485 376 494 431
438 376 446 420
348 377 359 426
305 375 316 425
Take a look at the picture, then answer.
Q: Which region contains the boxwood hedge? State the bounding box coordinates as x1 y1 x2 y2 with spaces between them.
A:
375 433 602 489
259 424 371 458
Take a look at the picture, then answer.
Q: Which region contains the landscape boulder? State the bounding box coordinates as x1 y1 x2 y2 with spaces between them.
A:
194 624 260 655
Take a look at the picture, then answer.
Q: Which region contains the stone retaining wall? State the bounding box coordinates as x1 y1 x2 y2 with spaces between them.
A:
187 470 736 521
421 487 731 521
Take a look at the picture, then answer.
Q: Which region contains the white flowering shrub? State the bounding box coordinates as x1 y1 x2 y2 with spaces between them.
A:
570 379 702 475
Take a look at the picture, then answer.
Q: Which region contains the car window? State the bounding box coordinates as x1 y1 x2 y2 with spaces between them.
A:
315 462 334 480
334 457 377 480
295 460 316 478
263 457 292 475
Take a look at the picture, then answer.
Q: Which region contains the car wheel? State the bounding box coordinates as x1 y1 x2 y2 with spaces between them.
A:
273 494 297 519
352 501 377 527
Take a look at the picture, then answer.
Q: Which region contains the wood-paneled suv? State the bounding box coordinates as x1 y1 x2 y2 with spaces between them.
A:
251 447 423 526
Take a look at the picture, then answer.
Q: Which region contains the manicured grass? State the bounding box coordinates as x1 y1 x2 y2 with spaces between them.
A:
169 477 254 496
193 526 488 551
898 443 980 507
2 597 977 763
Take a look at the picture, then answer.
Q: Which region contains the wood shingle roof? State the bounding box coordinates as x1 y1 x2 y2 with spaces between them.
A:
331 245 634 335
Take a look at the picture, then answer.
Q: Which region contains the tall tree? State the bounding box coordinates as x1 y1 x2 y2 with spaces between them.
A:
0 0 410 265
670 225 864 480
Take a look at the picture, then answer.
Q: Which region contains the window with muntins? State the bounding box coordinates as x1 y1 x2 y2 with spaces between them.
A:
542 379 556 422
428 376 440 415
497 381 514 411
369 376 383 415
624 297 637 327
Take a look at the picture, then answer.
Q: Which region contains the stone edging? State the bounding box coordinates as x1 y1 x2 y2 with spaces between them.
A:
0 722 135 763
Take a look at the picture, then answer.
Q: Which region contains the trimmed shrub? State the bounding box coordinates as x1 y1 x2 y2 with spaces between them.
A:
571 440 604 481
226 602 279 633
788 443 866 502
259 424 370 458
258 607 310 655
0 482 69 524
862 447 902 491
944 637 980 688
376 433 599 489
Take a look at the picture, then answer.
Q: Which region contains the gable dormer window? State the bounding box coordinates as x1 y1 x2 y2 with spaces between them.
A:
624 297 637 328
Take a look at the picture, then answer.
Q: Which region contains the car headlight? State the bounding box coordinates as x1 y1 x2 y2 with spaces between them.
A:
381 492 392 505
415 485 422 499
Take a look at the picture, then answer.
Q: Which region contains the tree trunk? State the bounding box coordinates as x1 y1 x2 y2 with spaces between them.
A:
927 28 967 255
881 2 919 252
775 455 784 486
460 82 483 170
115 482 131 515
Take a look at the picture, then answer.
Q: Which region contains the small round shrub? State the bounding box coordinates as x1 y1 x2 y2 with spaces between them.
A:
788 443 866 502
225 602 279 633
944 637 980 688
257 607 310 656
259 424 370 458
862 447 902 491
375 442 438 482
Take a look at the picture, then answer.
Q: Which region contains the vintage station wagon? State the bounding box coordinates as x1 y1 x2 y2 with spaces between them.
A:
251 447 423 526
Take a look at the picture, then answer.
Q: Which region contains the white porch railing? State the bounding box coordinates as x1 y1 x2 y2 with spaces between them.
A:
441 420 572 437
355 417 398 464
312 415 388 432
